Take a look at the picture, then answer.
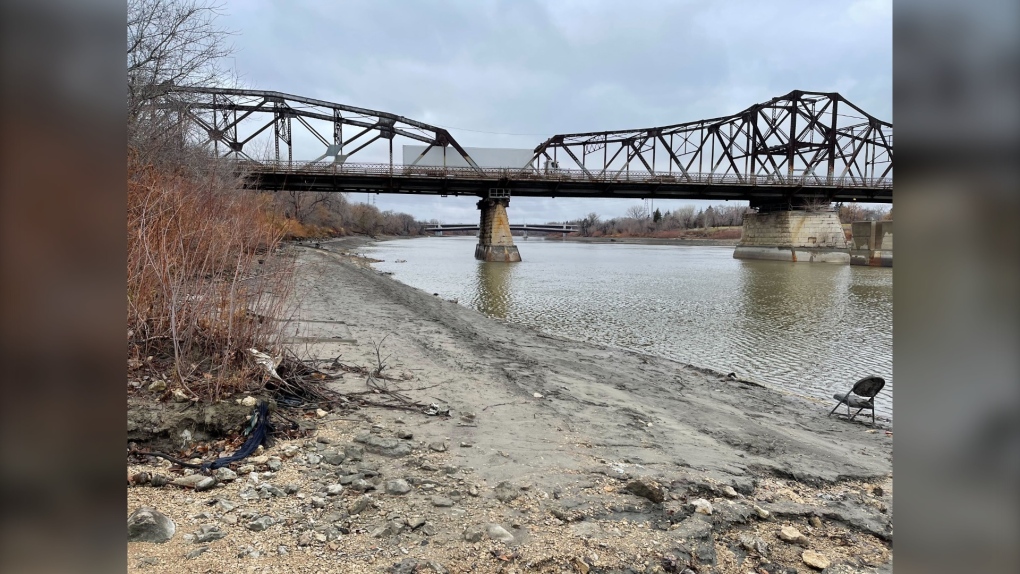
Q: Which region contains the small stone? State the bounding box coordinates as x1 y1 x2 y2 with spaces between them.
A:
316 408 328 418
385 479 412 495
463 527 484 542
350 479 375 492
431 496 455 507
459 442 472 448
801 549 831 570
237 464 255 475
739 534 769 556
172 388 189 402
194 525 225 543
396 430 413 440
148 380 166 392
284 483 299 494
128 507 176 543
305 453 322 465
277 545 288 556
371 520 404 538
213 468 237 482
778 526 808 545
533 392 543 398
297 531 316 547
194 477 216 492
691 498 713 515
321 450 345 465
624 479 664 503
171 475 208 489
249 455 269 465
310 496 327 508
428 441 447 452
185 546 209 559
259 483 285 496
721 485 739 498
267 457 282 471
468 485 479 497
344 444 364 461
247 516 275 531
809 515 822 528
572 557 590 574
753 504 771 519
240 396 258 407
486 523 515 543
326 484 344 496
494 481 518 502
349 495 373 515
408 516 426 530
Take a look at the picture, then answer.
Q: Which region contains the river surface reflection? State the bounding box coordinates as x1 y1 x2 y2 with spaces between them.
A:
367 237 893 418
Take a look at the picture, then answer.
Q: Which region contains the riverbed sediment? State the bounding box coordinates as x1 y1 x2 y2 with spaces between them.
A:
127 239 893 573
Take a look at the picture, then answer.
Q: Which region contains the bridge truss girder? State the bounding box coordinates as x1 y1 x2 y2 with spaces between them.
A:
144 85 483 171
531 90 892 188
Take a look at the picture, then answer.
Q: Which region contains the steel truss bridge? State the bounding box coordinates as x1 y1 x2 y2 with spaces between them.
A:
148 86 892 206
425 223 577 234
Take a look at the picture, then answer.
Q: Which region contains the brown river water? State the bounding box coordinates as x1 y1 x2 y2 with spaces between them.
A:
366 236 893 419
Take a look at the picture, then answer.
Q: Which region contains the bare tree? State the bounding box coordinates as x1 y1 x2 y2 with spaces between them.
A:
282 190 337 224
625 204 648 221
128 0 235 160
128 0 233 109
579 212 599 237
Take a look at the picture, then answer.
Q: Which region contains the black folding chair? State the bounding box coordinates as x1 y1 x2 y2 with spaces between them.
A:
829 376 886 424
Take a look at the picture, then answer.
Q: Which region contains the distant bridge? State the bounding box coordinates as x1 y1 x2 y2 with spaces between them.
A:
425 223 577 234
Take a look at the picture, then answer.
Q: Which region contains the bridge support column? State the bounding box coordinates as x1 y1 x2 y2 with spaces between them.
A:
733 209 849 263
475 198 521 262
849 220 893 266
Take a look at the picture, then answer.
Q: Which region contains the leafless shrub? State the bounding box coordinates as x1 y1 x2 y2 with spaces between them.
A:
127 152 292 400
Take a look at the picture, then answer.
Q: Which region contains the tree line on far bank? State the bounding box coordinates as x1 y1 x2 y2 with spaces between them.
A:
567 202 891 238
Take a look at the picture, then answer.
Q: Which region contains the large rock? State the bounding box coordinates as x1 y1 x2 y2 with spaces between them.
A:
486 523 515 543
127 507 176 543
624 478 664 503
802 550 831 570
778 525 808 546
385 479 412 495
354 433 413 457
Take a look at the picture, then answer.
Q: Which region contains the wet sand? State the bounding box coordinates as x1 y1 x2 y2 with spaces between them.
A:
127 238 893 573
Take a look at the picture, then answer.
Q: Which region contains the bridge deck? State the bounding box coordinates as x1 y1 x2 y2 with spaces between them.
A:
244 161 892 203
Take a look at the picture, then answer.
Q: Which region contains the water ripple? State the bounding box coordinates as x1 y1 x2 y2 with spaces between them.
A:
368 237 893 418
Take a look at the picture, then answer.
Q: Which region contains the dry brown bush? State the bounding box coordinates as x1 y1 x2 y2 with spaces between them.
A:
127 152 291 400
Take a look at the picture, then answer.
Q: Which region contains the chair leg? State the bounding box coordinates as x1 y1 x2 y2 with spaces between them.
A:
828 402 842 417
849 407 865 421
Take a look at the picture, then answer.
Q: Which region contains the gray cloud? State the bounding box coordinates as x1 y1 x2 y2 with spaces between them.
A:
222 0 891 220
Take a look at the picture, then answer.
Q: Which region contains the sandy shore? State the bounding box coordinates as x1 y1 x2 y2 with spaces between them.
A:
127 240 893 573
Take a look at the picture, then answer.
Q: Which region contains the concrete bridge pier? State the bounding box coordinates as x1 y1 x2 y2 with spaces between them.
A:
733 204 849 263
475 198 521 262
850 220 893 266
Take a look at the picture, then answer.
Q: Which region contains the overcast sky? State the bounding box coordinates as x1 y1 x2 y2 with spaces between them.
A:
219 0 892 223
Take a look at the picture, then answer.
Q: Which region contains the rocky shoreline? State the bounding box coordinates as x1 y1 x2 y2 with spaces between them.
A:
127 239 893 573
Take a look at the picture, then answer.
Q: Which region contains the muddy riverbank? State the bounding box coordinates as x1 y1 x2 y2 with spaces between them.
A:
127 240 892 573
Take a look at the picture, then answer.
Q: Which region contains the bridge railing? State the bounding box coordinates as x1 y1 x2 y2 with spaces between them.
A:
238 160 892 189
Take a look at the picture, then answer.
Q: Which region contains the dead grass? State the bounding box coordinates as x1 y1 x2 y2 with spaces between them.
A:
127 152 292 400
